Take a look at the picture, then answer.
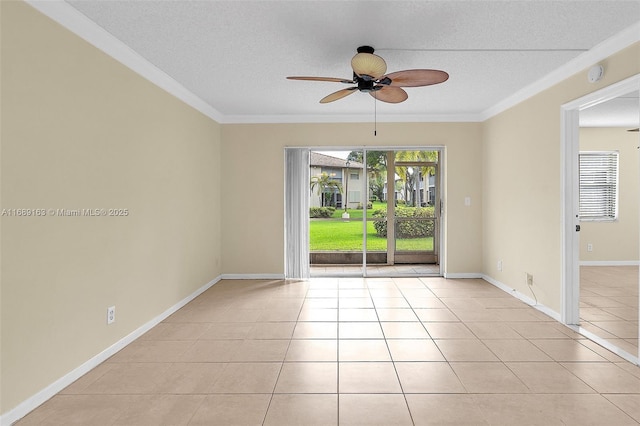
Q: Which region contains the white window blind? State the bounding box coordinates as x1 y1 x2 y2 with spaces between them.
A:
579 151 618 221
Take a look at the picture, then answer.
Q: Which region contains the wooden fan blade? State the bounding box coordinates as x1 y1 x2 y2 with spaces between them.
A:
627 128 639 132
384 69 449 87
320 87 358 103
287 76 354 84
371 86 408 103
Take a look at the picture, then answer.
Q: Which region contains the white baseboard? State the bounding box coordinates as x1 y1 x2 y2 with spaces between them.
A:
443 272 483 279
481 274 562 322
570 325 639 366
1 276 222 426
579 260 640 266
220 273 286 280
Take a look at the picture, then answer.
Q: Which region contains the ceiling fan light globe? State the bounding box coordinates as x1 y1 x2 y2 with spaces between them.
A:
351 53 387 79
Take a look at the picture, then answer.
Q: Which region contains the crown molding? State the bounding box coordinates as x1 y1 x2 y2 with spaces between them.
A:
25 0 225 123
481 22 640 121
222 113 484 124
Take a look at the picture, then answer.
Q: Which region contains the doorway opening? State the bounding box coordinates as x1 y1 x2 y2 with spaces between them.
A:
309 148 443 278
561 74 639 364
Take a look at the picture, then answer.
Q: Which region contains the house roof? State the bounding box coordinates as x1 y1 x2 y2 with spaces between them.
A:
37 1 639 124
310 152 364 169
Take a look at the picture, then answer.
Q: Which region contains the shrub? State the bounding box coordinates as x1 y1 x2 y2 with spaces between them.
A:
310 206 336 218
372 209 386 235
372 206 435 238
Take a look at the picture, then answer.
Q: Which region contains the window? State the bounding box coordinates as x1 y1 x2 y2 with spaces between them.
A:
579 151 618 221
350 172 359 180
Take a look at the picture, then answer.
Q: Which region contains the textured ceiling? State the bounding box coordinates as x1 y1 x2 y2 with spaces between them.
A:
63 1 640 122
580 90 640 127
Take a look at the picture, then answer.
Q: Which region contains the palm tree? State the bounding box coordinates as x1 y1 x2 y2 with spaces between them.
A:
369 171 386 202
395 150 437 207
310 172 343 207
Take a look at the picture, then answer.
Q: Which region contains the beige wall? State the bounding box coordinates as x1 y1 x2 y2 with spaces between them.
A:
482 43 640 312
1 2 221 414
221 122 483 275
579 127 639 262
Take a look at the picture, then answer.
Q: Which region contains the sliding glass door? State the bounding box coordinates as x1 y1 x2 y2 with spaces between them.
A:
306 147 442 278
309 150 364 276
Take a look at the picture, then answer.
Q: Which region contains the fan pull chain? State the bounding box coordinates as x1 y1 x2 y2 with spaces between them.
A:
374 92 377 136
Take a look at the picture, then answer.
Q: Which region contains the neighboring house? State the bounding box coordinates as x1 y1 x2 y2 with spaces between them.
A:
310 152 364 209
382 170 436 206
310 151 437 208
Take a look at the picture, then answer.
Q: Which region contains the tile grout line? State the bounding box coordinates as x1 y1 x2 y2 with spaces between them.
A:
336 277 342 426
260 281 310 425
370 278 416 426
402 279 479 397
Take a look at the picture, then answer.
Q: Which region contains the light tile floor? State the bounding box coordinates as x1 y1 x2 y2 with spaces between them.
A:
580 266 639 355
17 277 640 425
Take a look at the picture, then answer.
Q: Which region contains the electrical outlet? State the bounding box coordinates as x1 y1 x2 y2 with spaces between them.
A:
526 273 534 287
107 306 116 324
497 260 503 271
587 243 593 252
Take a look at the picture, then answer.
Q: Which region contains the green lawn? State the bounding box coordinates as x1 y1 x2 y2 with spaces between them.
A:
310 217 433 251
328 201 386 219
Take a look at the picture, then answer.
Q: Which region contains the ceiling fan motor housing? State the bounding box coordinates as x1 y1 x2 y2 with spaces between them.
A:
356 77 381 93
352 57 385 91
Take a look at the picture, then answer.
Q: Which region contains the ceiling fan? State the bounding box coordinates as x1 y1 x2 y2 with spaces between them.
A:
287 46 449 104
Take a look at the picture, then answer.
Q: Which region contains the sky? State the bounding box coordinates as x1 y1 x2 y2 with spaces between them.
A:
315 150 351 160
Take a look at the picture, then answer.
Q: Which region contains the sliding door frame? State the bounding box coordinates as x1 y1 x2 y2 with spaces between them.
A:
299 145 445 278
